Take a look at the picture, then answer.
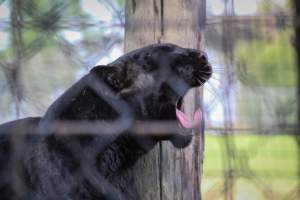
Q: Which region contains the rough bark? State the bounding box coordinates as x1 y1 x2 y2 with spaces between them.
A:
125 0 206 199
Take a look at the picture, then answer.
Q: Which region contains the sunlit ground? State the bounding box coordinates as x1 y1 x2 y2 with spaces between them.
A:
202 135 299 200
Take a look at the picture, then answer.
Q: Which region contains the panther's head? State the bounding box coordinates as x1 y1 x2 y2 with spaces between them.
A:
91 43 212 147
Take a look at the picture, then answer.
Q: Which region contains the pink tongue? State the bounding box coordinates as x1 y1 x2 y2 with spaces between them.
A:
176 108 202 129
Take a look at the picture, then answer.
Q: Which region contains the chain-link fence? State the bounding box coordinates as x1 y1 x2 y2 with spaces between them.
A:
203 0 299 200
0 0 299 199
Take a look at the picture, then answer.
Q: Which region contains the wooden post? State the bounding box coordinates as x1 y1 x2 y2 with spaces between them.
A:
125 0 206 199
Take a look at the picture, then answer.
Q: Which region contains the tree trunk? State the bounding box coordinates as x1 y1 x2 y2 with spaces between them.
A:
124 0 206 199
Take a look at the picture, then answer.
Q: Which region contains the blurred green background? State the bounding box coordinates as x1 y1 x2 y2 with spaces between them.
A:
203 135 298 200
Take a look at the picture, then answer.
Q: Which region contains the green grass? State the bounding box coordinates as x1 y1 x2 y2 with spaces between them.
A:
202 135 299 200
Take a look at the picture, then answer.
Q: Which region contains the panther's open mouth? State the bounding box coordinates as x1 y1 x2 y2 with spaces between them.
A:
175 97 201 129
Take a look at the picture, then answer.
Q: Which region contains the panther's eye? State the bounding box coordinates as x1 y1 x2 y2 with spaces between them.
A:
142 63 157 72
145 53 151 60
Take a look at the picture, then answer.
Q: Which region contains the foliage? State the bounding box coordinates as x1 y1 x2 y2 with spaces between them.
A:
257 0 292 14
203 134 298 200
234 30 296 87
0 0 124 122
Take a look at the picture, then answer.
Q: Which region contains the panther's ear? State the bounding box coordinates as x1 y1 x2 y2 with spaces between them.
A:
89 65 133 92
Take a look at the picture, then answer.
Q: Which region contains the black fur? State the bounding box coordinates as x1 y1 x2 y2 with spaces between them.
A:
0 43 212 200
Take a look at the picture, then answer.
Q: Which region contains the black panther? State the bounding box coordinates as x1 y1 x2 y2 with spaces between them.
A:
0 43 212 200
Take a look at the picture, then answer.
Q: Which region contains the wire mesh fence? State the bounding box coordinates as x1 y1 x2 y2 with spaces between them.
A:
203 0 299 200
0 0 299 199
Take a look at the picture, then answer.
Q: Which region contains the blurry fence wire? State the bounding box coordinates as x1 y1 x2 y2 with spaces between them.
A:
0 0 299 200
203 0 300 200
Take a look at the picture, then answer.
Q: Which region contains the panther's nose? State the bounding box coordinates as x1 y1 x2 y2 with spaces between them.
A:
187 49 212 82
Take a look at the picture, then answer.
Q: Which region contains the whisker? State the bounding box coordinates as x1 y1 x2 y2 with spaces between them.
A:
198 70 213 74
197 78 205 85
207 81 225 96
204 84 219 97
210 66 226 70
203 86 226 110
208 76 223 84
211 66 225 69
207 81 219 93
212 69 235 75
212 68 236 73
201 76 212 82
